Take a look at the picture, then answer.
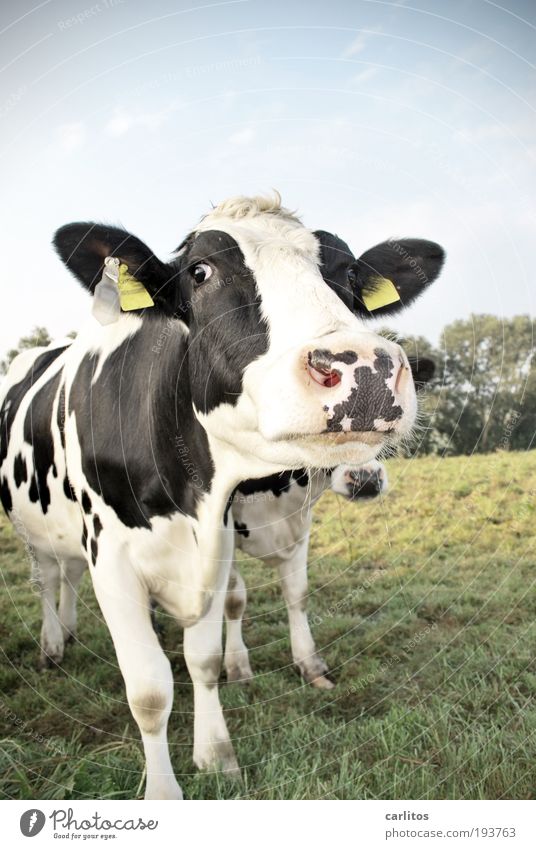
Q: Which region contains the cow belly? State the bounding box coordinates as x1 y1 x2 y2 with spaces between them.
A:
7 469 82 559
233 498 312 563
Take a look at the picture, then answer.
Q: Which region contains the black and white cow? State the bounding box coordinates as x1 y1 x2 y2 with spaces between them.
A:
226 460 389 689
0 194 444 799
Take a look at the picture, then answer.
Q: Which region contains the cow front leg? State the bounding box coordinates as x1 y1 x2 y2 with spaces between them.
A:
91 563 182 800
224 562 254 682
184 567 240 777
278 540 334 690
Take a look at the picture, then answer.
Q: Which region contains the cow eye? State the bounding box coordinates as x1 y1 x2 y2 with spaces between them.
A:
191 263 212 285
347 267 357 286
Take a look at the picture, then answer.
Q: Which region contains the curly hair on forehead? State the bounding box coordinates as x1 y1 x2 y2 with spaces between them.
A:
205 191 301 223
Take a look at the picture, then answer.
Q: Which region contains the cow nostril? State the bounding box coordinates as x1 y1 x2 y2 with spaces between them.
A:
308 363 341 388
307 351 342 388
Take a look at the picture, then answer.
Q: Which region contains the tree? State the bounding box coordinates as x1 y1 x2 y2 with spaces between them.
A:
0 326 52 375
430 314 534 455
379 315 535 456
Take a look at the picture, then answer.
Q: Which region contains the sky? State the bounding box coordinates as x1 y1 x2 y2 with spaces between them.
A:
1 0 535 355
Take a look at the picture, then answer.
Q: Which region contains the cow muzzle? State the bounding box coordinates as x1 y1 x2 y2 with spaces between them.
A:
248 331 417 449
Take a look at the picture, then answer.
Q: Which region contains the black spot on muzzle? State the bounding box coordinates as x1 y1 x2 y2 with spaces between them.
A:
325 349 403 433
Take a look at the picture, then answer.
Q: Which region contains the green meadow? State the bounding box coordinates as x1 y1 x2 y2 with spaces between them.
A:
0 450 535 800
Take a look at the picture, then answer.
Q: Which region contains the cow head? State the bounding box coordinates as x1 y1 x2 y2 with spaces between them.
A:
53 194 444 475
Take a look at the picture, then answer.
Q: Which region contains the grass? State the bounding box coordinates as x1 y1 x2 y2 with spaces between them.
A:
0 449 535 800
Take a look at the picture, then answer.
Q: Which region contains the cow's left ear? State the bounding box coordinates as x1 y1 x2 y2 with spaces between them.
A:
408 356 435 391
53 222 182 315
352 239 445 316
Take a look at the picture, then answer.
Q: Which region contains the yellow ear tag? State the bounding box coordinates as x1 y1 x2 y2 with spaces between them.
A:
362 276 401 311
117 264 155 311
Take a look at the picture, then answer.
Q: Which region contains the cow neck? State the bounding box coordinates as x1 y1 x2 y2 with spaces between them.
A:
150 317 242 594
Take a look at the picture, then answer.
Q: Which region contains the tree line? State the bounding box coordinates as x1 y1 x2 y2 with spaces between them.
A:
1 315 534 456
393 314 534 455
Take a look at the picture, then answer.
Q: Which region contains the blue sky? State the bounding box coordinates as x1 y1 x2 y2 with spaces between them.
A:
1 0 534 353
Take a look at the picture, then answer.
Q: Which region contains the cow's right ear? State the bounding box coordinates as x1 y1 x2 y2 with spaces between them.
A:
352 238 445 317
408 356 435 391
53 222 183 315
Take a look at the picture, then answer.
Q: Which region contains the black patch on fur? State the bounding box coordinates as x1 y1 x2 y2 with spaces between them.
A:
309 349 358 368
179 230 269 414
68 320 214 528
293 469 309 487
81 490 92 514
234 521 250 538
223 494 233 527
29 475 39 503
63 476 76 501
90 537 98 566
0 477 12 514
57 384 66 449
235 469 309 499
93 514 102 537
0 347 67 470
22 370 63 514
326 349 403 432
81 521 88 550
13 453 28 487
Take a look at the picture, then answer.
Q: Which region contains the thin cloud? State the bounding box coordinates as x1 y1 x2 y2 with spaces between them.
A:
57 122 85 152
350 66 381 85
104 104 181 138
340 27 382 60
228 127 256 145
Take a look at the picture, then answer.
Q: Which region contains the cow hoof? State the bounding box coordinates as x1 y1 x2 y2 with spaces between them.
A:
39 648 64 669
225 658 254 684
194 740 241 780
296 657 335 690
309 674 336 690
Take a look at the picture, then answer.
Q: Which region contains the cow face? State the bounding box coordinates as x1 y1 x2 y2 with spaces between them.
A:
54 195 444 475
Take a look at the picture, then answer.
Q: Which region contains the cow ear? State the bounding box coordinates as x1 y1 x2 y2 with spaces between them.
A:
408 356 435 391
53 222 182 315
352 239 445 316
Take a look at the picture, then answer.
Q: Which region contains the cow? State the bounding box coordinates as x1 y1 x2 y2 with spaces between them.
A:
225 460 389 689
0 193 444 799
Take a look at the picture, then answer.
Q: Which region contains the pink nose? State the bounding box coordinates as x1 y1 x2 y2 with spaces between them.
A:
306 347 407 433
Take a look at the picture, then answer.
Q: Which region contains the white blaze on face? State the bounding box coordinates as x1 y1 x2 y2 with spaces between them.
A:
194 209 360 349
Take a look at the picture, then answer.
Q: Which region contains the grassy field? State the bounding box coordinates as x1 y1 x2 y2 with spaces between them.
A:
0 450 535 800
